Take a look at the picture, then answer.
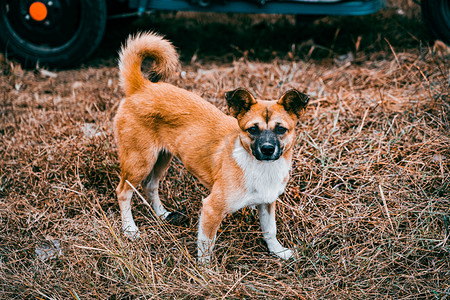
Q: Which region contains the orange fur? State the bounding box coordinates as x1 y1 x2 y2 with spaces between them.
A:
119 32 179 96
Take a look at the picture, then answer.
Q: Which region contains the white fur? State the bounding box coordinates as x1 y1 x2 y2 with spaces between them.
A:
118 189 140 239
258 204 293 260
197 210 216 264
230 139 289 212
143 179 171 219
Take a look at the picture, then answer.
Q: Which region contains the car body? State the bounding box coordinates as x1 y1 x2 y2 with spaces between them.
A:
0 0 447 68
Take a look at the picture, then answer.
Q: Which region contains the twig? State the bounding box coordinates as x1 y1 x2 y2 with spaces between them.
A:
379 184 395 233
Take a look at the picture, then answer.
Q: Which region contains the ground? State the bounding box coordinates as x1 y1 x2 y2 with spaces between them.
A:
0 2 449 299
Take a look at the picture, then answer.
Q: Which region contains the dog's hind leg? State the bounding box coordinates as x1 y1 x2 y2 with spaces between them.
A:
116 150 159 239
142 150 173 219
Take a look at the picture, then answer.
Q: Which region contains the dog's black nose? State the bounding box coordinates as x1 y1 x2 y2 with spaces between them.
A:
260 143 275 156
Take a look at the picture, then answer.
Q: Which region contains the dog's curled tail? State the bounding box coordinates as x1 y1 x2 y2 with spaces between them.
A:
118 32 179 96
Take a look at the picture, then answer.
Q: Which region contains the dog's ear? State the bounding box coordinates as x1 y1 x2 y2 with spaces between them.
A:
225 88 257 118
277 89 309 118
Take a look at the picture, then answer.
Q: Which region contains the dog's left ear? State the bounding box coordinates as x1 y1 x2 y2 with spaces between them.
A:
225 88 257 118
277 89 309 118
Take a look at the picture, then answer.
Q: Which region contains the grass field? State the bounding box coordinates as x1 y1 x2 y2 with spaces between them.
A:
0 2 449 299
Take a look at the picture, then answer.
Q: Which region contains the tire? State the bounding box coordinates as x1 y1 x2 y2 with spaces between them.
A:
421 0 450 45
0 0 107 68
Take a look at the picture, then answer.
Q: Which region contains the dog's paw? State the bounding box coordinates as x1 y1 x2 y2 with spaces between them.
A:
163 209 188 226
197 254 212 266
123 229 140 240
266 239 294 260
123 223 140 240
272 247 294 260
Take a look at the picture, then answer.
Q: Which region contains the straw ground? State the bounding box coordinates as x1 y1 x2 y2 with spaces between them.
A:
0 2 449 299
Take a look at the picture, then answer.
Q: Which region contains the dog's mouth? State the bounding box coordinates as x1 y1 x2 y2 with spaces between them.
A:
256 155 281 161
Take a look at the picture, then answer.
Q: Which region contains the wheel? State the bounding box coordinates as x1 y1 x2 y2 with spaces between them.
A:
421 0 450 45
0 0 107 68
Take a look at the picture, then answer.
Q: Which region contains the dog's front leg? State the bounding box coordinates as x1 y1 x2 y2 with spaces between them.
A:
197 194 225 264
258 202 293 260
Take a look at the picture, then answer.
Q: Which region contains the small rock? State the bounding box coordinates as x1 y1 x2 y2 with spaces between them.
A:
72 81 83 89
35 239 62 262
82 123 103 139
40 69 58 78
431 154 447 162
337 52 355 63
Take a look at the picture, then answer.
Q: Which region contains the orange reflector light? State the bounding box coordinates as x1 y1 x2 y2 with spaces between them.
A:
29 2 48 22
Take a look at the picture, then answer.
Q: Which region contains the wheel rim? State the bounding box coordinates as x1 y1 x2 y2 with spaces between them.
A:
1 0 83 54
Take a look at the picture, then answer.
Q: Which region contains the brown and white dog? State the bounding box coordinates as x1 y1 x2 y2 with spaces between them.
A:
114 32 309 263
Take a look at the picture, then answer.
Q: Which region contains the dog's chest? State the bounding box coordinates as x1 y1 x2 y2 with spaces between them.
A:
230 140 289 212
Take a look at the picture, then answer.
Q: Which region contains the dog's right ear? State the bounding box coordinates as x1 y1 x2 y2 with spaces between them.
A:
225 88 257 118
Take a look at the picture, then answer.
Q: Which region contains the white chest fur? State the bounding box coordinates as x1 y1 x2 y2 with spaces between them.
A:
230 139 290 212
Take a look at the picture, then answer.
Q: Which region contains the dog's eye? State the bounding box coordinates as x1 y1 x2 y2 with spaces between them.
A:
275 126 288 135
247 126 260 135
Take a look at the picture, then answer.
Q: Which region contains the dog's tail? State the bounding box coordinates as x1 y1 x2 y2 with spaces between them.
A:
118 32 179 96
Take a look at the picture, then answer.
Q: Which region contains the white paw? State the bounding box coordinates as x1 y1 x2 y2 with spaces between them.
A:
272 247 294 260
123 223 140 240
197 239 214 266
266 239 294 260
160 211 171 219
197 254 212 266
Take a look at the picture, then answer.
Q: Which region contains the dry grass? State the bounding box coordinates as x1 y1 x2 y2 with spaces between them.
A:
1 3 449 299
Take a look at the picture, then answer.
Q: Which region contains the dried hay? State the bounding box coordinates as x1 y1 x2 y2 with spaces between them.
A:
0 4 449 299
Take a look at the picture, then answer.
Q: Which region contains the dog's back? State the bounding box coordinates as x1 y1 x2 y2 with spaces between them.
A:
115 32 238 188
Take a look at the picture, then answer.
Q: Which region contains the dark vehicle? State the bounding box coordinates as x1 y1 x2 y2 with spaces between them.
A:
0 0 448 68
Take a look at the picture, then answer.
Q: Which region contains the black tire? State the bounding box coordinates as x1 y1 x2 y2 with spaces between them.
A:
0 0 107 68
421 0 450 45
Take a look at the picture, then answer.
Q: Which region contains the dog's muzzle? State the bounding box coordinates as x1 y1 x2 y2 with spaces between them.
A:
253 130 282 161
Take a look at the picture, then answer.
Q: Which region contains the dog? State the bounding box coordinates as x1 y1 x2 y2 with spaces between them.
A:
114 32 309 263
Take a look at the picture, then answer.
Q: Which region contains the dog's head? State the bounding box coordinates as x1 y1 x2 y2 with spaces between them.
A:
225 88 309 161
